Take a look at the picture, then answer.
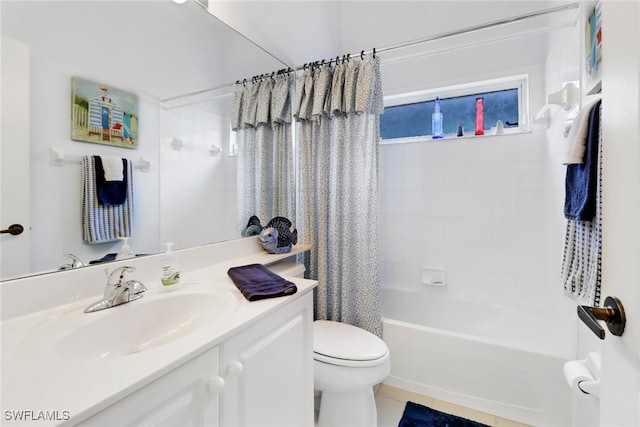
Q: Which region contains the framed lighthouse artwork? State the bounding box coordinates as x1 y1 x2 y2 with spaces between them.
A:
71 77 139 149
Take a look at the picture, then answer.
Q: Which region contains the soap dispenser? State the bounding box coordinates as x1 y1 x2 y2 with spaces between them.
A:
160 242 181 289
115 237 135 260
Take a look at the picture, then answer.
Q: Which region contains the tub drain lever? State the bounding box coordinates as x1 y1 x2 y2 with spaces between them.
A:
577 296 625 340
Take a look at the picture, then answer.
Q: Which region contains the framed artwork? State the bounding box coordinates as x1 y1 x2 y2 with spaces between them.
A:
71 77 139 148
584 1 602 94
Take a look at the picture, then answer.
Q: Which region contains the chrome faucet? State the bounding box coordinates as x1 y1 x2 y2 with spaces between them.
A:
84 266 147 313
59 253 87 270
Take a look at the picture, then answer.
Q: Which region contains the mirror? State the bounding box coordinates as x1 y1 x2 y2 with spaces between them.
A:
0 0 288 280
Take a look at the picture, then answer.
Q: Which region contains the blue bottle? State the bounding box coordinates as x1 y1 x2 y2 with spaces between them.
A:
432 97 443 139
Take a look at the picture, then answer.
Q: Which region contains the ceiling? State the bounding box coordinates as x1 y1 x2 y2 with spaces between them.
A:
0 1 578 112
208 0 579 70
0 1 287 105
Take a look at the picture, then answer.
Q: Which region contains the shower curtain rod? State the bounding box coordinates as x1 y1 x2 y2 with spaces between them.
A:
358 2 578 59
161 1 579 105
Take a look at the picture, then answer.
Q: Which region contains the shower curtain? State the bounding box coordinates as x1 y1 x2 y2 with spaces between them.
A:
295 55 384 336
231 74 295 235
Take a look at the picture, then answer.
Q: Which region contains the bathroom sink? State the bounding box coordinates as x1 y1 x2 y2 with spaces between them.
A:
17 289 239 359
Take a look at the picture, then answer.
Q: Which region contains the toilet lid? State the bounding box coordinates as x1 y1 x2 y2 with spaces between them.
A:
313 320 388 363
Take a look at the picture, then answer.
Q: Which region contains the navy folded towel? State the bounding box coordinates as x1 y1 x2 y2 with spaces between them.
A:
94 156 128 206
89 253 147 264
227 264 297 301
564 100 602 221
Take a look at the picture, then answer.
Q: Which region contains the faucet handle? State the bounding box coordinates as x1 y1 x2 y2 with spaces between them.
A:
127 280 147 295
106 266 136 287
59 253 86 270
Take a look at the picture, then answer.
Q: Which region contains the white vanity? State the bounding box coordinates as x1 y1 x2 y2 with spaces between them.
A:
0 238 316 426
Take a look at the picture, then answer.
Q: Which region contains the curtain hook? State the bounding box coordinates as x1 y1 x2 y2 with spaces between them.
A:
361 50 365 60
373 47 376 58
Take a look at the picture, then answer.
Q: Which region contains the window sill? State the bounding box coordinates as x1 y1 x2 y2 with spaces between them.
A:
379 126 529 145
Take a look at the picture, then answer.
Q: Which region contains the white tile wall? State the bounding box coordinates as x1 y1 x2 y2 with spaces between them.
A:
379 129 568 309
159 108 238 251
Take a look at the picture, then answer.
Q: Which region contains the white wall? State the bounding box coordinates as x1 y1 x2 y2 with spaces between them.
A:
378 30 577 358
159 107 238 250
25 62 239 273
1 1 242 275
28 57 161 271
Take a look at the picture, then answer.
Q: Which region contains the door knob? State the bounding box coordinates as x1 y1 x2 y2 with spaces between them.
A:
578 296 626 339
1 224 24 235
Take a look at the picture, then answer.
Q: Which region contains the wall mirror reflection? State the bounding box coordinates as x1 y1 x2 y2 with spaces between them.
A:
0 0 288 280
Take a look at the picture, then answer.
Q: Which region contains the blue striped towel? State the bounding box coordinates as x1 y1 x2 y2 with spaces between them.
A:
82 156 134 244
561 103 602 306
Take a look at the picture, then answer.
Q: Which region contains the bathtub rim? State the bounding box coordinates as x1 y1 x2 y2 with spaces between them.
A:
380 286 575 359
381 316 573 426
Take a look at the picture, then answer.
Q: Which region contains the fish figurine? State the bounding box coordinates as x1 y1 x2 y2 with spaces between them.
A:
259 217 298 254
242 215 263 237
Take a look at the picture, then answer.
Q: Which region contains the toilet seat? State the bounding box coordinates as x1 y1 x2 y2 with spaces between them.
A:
313 320 388 367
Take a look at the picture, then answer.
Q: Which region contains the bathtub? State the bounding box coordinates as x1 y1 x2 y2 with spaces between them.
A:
381 287 572 426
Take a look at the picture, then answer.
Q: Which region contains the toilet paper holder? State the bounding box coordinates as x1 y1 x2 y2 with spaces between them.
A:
577 296 626 340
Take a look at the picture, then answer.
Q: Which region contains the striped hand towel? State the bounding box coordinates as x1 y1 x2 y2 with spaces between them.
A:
561 104 602 306
82 156 134 244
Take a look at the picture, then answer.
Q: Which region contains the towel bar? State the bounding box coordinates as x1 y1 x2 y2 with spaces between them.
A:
49 147 151 172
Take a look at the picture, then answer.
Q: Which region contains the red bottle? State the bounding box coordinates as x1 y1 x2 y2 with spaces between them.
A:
475 97 484 136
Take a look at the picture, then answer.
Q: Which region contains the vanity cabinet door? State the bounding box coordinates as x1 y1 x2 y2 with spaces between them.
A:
78 346 221 426
220 294 314 427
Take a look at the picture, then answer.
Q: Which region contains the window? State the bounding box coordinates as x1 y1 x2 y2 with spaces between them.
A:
380 75 528 142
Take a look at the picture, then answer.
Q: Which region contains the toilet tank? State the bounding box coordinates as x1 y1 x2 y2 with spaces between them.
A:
267 261 306 278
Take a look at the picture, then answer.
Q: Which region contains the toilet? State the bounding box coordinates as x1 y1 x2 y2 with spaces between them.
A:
267 261 391 427
313 320 391 427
